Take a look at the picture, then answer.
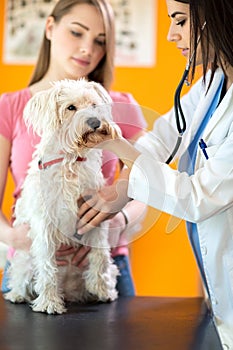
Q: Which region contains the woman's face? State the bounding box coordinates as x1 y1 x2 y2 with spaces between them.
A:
45 3 106 80
166 0 203 66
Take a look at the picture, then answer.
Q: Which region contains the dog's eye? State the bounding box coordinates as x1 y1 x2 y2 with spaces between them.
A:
67 105 77 111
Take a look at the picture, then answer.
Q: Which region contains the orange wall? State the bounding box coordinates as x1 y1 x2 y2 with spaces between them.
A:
0 1 201 296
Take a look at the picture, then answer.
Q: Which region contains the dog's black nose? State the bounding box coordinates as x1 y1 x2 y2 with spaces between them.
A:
87 117 101 130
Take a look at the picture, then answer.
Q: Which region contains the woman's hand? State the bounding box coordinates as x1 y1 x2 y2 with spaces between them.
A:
7 224 31 251
55 244 91 268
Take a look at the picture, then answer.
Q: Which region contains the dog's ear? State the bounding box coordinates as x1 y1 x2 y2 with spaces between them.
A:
23 87 61 136
89 82 112 105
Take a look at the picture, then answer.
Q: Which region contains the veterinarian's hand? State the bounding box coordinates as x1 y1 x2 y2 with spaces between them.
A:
76 178 130 235
7 224 31 251
56 244 91 268
85 136 120 150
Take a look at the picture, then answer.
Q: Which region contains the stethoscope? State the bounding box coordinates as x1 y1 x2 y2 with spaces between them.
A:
166 22 206 164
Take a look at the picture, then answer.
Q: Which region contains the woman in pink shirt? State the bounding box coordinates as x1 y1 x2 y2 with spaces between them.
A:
0 0 147 296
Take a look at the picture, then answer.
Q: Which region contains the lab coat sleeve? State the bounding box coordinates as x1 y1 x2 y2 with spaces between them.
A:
128 128 233 223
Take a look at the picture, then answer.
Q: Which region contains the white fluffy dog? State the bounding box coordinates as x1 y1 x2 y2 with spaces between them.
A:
4 79 122 314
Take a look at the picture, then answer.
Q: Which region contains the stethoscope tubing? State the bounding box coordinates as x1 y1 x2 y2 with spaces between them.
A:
165 67 189 164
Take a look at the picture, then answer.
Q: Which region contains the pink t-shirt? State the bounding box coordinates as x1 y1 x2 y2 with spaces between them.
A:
0 87 147 257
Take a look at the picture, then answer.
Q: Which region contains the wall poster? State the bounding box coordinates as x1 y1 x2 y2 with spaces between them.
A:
3 0 156 67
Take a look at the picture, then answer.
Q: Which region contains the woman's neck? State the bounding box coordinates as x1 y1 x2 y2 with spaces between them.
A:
223 64 233 91
29 78 55 96
29 70 85 96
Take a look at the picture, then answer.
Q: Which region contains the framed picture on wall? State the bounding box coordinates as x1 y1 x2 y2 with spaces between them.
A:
111 0 156 67
3 0 57 65
3 0 156 67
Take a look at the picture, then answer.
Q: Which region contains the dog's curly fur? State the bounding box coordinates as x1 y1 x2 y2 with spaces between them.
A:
4 79 122 314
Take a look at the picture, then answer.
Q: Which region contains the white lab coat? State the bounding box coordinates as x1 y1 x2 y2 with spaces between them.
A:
129 69 233 348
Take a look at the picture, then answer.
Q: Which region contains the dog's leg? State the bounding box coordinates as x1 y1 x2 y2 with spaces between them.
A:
31 285 66 315
4 252 35 303
80 224 119 302
83 247 119 302
29 229 67 314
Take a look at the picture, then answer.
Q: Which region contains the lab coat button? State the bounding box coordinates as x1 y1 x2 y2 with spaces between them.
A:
202 246 207 255
223 344 229 349
212 298 218 305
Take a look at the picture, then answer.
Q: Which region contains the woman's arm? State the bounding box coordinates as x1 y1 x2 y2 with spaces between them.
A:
0 135 31 251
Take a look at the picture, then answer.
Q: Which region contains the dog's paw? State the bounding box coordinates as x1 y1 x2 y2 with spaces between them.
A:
32 303 67 314
3 290 28 304
106 289 118 302
84 272 118 303
99 289 118 302
31 297 67 314
87 285 118 303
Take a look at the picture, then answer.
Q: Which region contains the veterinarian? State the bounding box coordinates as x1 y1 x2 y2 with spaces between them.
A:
0 0 147 297
77 0 233 347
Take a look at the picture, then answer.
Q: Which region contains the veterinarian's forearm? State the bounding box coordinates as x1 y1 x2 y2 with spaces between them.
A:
104 138 141 170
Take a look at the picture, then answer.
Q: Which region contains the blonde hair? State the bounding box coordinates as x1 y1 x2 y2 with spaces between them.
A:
28 0 115 90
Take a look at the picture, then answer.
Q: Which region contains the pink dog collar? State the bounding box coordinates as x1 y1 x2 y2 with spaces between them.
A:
38 156 87 170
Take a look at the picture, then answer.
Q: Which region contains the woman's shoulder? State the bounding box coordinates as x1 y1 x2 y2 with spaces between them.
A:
0 88 31 116
0 88 31 138
109 90 147 138
0 87 31 105
109 90 137 104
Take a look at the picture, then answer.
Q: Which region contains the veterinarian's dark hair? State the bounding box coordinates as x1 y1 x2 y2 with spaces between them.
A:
188 0 233 87
28 0 115 90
